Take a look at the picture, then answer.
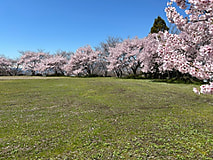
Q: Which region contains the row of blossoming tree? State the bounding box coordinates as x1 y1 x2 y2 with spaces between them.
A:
0 0 212 94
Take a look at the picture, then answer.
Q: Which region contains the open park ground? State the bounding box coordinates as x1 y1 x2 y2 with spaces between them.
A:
0 77 212 159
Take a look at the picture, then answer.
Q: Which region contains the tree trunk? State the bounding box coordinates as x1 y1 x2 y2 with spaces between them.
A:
32 71 35 76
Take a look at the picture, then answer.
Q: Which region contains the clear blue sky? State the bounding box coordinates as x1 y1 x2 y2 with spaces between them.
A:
0 0 170 59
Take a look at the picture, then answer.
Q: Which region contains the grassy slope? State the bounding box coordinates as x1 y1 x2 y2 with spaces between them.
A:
0 78 212 159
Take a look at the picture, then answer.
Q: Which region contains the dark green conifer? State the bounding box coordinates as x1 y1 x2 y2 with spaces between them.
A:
150 16 169 33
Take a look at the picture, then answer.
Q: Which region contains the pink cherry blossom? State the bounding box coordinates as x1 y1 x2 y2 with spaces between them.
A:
38 54 68 76
107 37 144 77
18 51 48 76
193 87 200 94
0 57 13 75
162 0 213 94
65 45 99 76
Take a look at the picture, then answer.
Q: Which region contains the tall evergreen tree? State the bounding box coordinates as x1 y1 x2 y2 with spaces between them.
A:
150 16 169 33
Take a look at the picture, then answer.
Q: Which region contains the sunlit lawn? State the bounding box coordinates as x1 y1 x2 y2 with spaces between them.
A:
0 77 212 159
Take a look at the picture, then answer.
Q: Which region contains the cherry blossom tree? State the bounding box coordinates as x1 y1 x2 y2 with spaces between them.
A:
159 0 213 93
107 37 144 77
157 31 192 79
0 56 12 76
65 45 99 76
38 51 70 76
18 51 48 76
158 0 213 80
10 58 22 76
139 33 163 78
95 36 122 76
107 34 163 78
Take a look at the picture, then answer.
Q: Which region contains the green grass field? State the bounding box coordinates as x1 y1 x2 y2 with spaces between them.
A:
0 77 212 159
